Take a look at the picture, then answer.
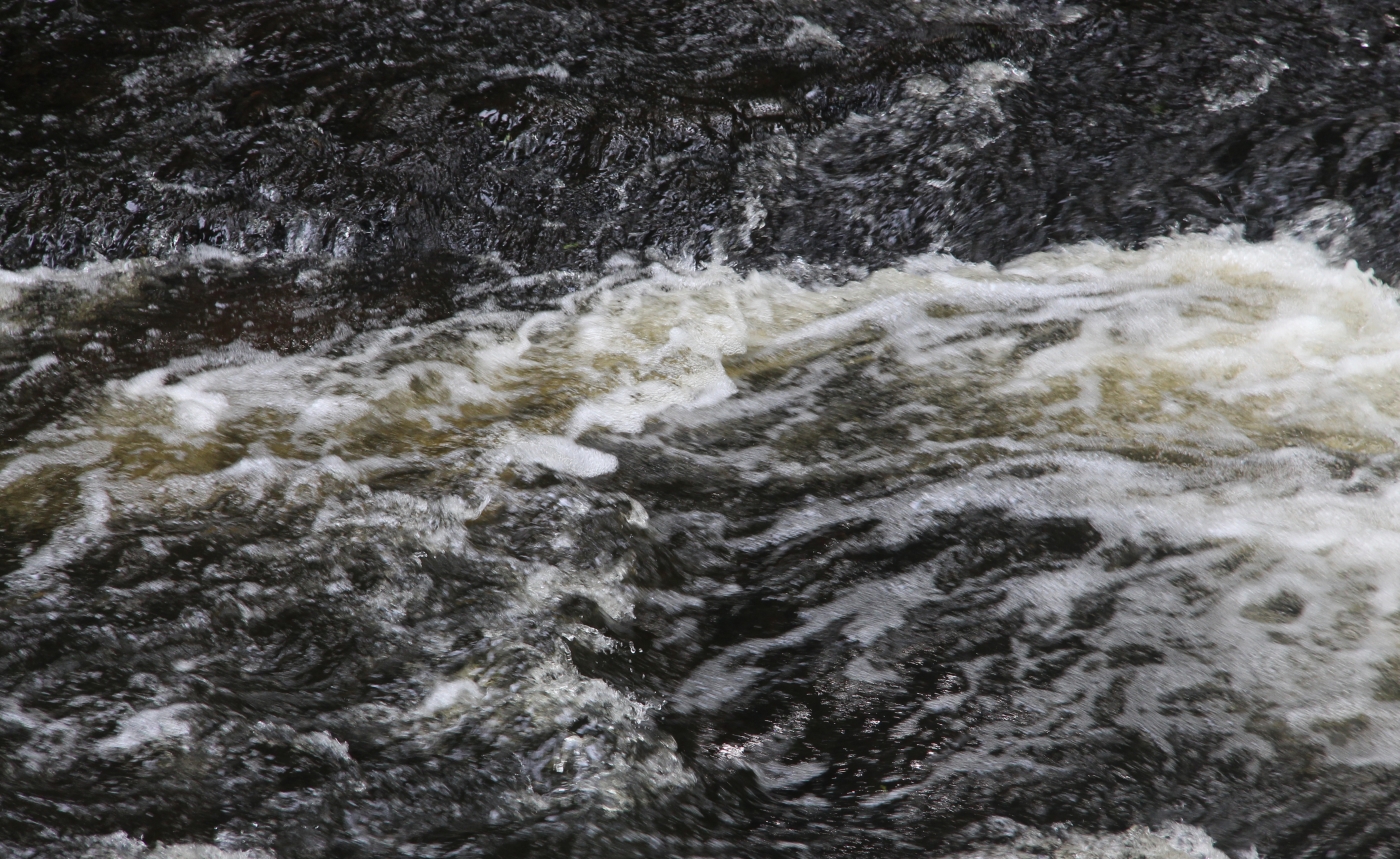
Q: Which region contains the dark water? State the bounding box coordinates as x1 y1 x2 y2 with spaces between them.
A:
7 3 1400 858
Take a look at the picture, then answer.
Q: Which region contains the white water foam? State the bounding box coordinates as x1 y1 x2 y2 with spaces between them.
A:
0 245 247 331
944 823 1242 859
11 229 1400 819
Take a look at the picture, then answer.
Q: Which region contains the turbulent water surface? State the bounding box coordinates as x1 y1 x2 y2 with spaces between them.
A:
9 2 1400 858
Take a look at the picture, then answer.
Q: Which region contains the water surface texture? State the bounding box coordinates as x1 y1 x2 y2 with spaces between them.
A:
7 2 1400 858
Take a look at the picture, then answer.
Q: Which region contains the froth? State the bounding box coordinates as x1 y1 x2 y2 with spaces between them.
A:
0 246 247 329
11 229 1400 801
946 823 1240 859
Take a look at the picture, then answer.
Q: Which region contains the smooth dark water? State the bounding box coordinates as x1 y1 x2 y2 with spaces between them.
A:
7 3 1400 859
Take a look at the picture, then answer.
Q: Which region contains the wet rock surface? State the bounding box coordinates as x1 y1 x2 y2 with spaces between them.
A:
7 1 1400 281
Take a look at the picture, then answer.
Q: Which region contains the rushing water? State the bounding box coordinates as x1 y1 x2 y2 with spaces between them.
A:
7 233 1400 857
10 1 1400 857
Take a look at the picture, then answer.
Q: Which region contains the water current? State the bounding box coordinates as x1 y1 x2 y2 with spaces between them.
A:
4 232 1400 857
9 1 1400 858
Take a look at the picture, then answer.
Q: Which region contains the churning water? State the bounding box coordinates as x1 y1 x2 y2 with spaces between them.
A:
10 1 1400 857
7 231 1400 856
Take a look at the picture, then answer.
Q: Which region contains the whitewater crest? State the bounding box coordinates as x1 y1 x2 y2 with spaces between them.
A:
7 230 1400 854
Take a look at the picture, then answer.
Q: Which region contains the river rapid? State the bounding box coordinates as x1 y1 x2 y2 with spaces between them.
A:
8 2 1400 858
